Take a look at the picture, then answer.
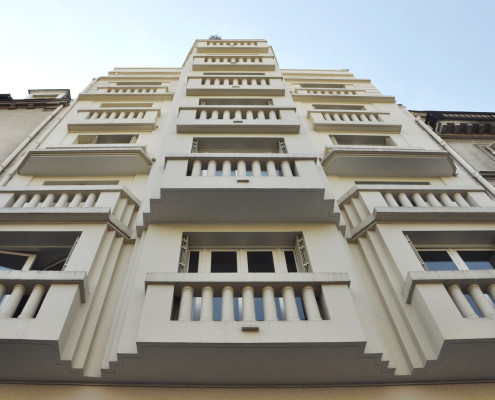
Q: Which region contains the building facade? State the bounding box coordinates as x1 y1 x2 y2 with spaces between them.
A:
0 40 494 398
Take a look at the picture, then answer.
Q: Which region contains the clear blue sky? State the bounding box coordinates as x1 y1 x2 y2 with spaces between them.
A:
1 0 493 111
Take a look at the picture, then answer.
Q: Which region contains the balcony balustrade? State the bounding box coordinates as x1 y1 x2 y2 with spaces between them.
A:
338 185 495 239
177 106 299 133
291 88 395 103
67 108 160 132
196 40 268 54
308 109 401 132
193 55 276 71
186 76 284 96
140 155 335 226
79 84 172 100
0 186 139 238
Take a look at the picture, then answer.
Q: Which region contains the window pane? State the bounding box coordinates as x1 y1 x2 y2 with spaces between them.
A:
211 252 237 273
188 251 199 273
0 253 28 270
464 294 483 317
247 251 275 273
255 297 264 321
458 251 495 270
296 296 306 320
419 251 457 271
284 251 298 272
213 297 222 321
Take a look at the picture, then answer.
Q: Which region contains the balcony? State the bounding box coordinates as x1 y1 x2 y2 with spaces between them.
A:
0 186 139 238
108 271 394 385
186 76 285 96
308 109 401 132
177 106 299 133
17 146 153 176
321 145 456 177
67 108 160 132
192 55 276 71
0 270 87 380
338 185 495 239
79 84 173 101
142 155 335 226
291 88 395 103
195 40 269 54
403 270 495 380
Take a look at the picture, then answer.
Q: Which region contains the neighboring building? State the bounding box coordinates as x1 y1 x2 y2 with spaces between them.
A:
0 89 71 172
0 40 494 399
411 110 495 186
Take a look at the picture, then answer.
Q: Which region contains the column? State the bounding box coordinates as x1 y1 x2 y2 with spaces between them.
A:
242 286 256 321
200 286 214 321
302 286 322 321
262 286 277 321
178 286 194 321
18 284 46 319
221 286 235 321
282 286 300 321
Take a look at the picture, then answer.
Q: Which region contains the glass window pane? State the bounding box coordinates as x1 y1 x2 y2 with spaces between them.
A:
255 297 264 321
211 252 237 273
419 251 458 271
247 251 275 273
188 251 199 273
0 253 28 271
458 251 495 270
213 297 222 321
296 296 306 320
284 251 298 272
464 294 483 317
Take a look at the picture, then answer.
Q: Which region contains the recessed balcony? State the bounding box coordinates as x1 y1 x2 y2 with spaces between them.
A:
67 108 160 132
338 184 495 239
17 146 153 176
186 76 285 96
321 146 456 177
0 186 139 238
142 155 335 226
104 271 395 385
192 55 276 71
177 106 300 133
308 109 401 132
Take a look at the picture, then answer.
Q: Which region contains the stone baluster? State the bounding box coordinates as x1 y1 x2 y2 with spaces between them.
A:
12 194 28 208
426 193 442 207
178 286 194 321
54 193 69 208
332 113 341 122
222 110 231 120
368 114 379 122
323 112 331 121
448 284 477 318
137 111 145 119
257 110 265 120
268 110 277 120
341 113 350 122
84 193 97 208
18 284 46 319
384 193 399 207
26 194 42 208
199 110 207 119
302 286 322 321
281 161 293 177
0 284 26 319
468 284 495 319
242 286 256 321
242 78 248 85
237 160 247 177
222 160 232 177
350 113 360 122
262 286 277 321
191 160 202 177
440 193 458 207
69 193 83 208
397 193 413 207
109 112 117 119
207 160 217 177
234 110 242 120
252 160 262 176
41 193 55 208
211 110 219 120
232 78 239 85
412 193 428 207
453 193 470 207
246 110 254 120
221 286 235 321
200 286 214 321
282 286 300 321
266 160 277 177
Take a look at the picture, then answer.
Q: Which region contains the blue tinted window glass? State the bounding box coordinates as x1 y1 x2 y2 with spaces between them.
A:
254 297 264 321
458 251 495 270
213 297 222 321
465 294 483 317
419 251 457 271
296 296 306 320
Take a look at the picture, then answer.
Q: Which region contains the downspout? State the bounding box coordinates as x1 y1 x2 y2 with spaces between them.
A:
0 78 97 186
415 116 495 198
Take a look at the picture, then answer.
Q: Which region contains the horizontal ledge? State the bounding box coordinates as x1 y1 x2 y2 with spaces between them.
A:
404 270 495 303
164 153 317 161
0 270 88 302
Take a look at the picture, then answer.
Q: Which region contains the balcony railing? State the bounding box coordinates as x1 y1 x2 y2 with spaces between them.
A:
177 106 299 133
308 109 401 132
186 76 284 95
79 84 172 100
196 40 268 54
291 88 396 103
0 186 139 237
338 185 495 239
67 108 160 131
192 55 276 71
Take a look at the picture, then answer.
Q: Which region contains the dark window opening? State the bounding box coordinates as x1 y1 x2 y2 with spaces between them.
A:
247 251 275 273
211 252 237 273
188 251 199 273
284 251 298 272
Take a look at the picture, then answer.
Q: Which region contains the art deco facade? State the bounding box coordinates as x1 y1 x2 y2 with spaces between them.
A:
0 40 494 398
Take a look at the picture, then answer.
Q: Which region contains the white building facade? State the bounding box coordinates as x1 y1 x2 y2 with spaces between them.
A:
0 39 494 398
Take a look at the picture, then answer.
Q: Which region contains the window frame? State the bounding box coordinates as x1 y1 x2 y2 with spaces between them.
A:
417 247 495 271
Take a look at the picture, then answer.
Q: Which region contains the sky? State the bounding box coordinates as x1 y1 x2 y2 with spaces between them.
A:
1 0 494 111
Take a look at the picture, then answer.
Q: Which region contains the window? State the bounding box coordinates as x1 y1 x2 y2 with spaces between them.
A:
418 249 495 272
178 233 311 274
329 134 396 146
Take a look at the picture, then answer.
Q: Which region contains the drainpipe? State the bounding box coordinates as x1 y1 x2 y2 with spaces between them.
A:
0 78 97 186
415 116 495 198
